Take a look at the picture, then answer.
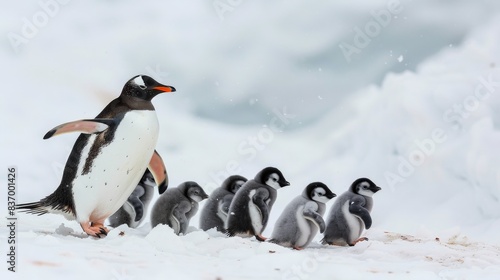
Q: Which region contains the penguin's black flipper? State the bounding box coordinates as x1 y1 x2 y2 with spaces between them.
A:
130 184 146 198
219 194 234 216
303 207 326 233
127 196 145 222
149 150 168 194
252 188 271 227
348 196 372 229
43 118 116 139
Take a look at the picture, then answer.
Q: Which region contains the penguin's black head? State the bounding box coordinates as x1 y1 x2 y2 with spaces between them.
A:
183 181 209 203
222 175 248 194
305 182 336 203
121 75 176 101
350 178 381 197
255 167 290 190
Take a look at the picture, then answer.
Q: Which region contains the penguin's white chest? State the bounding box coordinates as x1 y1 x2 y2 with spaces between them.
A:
295 206 311 247
342 201 364 242
72 110 159 222
248 190 263 234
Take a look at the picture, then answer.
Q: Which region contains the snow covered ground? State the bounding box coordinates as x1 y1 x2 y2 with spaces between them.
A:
5 214 500 279
2 1 500 279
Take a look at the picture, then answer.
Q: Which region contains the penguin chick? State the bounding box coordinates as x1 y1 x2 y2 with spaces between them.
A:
321 178 381 246
225 167 290 241
108 169 157 228
150 181 208 235
269 182 335 250
199 175 247 232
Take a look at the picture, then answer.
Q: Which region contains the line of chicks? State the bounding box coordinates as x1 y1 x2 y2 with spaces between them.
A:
108 166 381 250
109 170 209 236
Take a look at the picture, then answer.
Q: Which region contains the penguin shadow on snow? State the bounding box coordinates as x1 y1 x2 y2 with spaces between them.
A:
32 222 102 239
54 224 86 238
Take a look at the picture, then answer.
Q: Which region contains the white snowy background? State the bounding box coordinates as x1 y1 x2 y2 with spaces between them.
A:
1 0 500 279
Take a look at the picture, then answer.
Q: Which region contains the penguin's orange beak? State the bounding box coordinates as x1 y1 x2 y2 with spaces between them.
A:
153 85 176 93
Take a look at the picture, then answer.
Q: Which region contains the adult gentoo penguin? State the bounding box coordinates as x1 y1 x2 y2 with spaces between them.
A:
321 178 381 246
16 75 174 238
199 175 247 232
150 181 209 235
108 168 159 228
225 167 290 241
269 182 336 250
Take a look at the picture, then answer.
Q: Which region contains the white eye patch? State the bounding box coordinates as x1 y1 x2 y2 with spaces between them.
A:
133 76 146 88
235 180 245 187
312 188 330 203
270 173 279 181
266 173 281 190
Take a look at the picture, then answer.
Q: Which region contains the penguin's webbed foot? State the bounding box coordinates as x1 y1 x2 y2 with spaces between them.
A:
350 237 369 246
255 234 267 242
292 246 303 250
91 222 109 236
80 222 110 238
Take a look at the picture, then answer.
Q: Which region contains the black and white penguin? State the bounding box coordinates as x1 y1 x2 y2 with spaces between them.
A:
225 167 290 241
199 175 247 232
16 75 175 237
321 178 381 246
108 168 161 228
150 181 209 235
269 182 336 250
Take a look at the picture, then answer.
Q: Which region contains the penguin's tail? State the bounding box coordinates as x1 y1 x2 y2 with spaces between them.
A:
224 228 235 238
15 201 49 216
16 201 75 220
320 237 329 245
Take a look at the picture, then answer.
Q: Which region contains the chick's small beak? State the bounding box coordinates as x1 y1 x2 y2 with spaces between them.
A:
281 180 290 187
327 193 337 199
